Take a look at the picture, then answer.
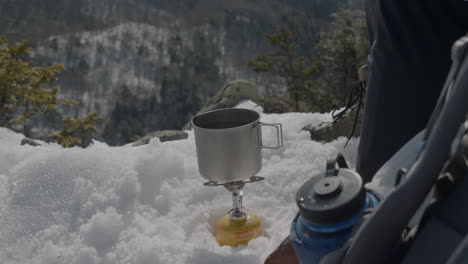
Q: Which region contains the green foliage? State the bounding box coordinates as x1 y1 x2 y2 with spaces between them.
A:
0 37 64 128
49 113 103 148
261 94 293 114
59 98 79 108
0 36 103 147
248 9 368 112
248 29 316 112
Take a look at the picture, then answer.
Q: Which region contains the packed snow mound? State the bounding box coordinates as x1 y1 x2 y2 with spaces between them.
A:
0 101 359 264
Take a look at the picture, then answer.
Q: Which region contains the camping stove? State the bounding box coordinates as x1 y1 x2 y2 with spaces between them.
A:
204 176 265 247
190 108 283 247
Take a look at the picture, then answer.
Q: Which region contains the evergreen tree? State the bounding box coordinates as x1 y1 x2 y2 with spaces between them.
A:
248 29 315 112
248 9 368 112
48 113 103 148
0 36 103 147
312 9 368 106
0 37 64 131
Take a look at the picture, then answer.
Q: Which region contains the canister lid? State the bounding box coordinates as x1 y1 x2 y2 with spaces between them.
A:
296 168 365 225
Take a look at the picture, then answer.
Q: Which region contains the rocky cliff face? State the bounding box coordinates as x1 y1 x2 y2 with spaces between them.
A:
0 0 363 145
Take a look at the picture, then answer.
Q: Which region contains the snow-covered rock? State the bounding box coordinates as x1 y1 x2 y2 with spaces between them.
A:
132 130 189 146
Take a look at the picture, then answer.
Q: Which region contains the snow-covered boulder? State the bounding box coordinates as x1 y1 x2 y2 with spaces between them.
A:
132 130 189 146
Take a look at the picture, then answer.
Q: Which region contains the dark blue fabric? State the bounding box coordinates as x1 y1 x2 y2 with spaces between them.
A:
402 173 468 264
357 0 468 183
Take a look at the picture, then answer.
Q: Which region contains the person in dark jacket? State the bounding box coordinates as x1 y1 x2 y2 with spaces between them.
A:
265 1 468 262
357 0 468 183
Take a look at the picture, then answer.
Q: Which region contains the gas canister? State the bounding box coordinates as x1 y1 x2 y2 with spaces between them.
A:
216 210 263 247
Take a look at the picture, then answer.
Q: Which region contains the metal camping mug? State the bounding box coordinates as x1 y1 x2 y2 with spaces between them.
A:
191 108 283 183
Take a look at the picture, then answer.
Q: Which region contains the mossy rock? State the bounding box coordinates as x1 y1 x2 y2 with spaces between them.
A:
184 80 260 129
198 80 260 113
261 95 293 114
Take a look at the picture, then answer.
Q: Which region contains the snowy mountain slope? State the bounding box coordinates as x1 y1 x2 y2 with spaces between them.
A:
4 0 324 145
1 0 366 145
0 102 359 264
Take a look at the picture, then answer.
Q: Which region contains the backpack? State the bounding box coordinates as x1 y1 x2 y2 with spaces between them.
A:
322 34 468 264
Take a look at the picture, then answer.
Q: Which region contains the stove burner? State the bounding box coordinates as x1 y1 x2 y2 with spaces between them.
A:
204 176 265 247
203 176 264 218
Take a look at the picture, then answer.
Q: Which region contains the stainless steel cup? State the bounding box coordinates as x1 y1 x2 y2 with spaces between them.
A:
191 108 283 183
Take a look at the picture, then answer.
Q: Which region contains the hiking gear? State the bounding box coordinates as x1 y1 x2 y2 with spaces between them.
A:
191 108 282 184
290 33 468 264
306 79 365 144
339 34 468 264
307 64 367 145
215 210 263 247
331 81 366 147
204 178 266 247
400 131 468 264
192 108 283 248
306 106 363 143
290 154 379 264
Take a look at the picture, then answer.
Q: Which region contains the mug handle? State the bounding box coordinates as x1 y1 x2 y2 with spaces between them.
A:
258 122 283 149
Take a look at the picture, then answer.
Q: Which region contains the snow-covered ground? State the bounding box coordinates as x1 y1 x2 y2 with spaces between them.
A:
0 101 359 264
